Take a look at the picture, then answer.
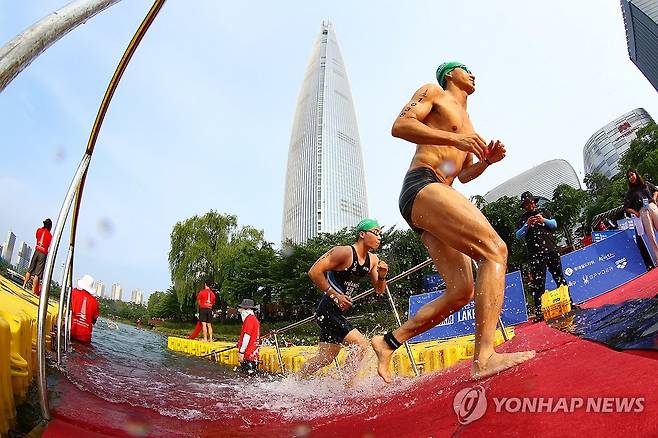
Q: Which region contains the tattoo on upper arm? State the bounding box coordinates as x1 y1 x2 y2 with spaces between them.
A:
310 248 334 271
399 89 429 118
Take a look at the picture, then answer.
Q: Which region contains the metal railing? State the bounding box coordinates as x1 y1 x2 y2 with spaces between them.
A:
242 256 509 378
34 0 167 421
202 258 438 376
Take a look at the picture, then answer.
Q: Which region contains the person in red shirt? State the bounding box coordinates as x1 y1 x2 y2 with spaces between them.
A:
23 218 53 295
236 298 260 374
70 274 100 343
196 282 216 342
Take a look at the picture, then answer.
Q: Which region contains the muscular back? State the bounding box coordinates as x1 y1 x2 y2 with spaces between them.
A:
393 83 477 185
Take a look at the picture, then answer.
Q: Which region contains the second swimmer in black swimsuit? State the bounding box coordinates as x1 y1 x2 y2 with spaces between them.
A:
297 218 389 384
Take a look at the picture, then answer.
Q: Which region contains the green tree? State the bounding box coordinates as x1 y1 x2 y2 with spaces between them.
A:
583 173 627 229
274 229 356 313
547 184 592 247
618 122 658 184
584 172 610 201
0 258 11 278
147 287 180 319
168 211 275 319
219 235 277 306
479 196 527 271
581 123 658 230
378 227 432 297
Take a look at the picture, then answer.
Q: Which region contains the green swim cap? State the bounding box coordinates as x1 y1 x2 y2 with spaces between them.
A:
436 61 471 88
356 218 380 232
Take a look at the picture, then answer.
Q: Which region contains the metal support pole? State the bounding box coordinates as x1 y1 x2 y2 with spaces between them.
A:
263 258 434 339
56 245 73 365
63 250 74 351
352 258 434 302
36 153 91 420
272 332 285 373
0 0 123 93
499 316 509 342
384 286 419 376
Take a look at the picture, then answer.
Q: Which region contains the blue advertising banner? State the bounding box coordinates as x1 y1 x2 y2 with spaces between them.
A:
640 230 658 266
422 273 446 293
592 230 621 243
545 230 647 304
407 271 528 343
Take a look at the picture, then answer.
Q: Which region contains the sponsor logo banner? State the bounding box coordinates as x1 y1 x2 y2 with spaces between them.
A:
408 271 527 342
546 230 647 303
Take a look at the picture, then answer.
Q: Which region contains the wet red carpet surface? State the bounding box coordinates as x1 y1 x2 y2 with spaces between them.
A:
44 270 658 438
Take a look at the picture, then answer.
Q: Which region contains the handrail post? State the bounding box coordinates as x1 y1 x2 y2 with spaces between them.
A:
56 245 73 366
63 251 74 351
499 316 509 342
272 331 285 373
384 286 419 377
36 154 91 420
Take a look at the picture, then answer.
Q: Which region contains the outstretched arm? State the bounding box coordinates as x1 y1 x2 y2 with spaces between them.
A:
391 85 488 161
308 246 353 309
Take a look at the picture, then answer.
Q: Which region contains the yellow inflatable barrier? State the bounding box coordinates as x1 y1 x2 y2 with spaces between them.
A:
0 274 61 433
167 326 515 378
0 316 17 436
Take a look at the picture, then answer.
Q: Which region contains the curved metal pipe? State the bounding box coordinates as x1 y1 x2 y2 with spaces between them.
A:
36 0 167 419
36 153 91 419
0 0 123 93
63 247 74 351
56 245 73 366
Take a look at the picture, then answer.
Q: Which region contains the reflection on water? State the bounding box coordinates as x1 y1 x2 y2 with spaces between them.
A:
59 319 417 426
557 297 658 350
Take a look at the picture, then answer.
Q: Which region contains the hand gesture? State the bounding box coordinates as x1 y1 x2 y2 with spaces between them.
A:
333 293 353 310
534 214 545 224
377 260 389 280
452 133 488 162
485 140 506 163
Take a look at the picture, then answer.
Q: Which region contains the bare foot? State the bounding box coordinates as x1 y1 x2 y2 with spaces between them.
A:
471 350 536 380
371 335 394 383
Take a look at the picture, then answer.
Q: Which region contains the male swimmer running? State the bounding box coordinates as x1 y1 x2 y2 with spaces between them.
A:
372 62 535 382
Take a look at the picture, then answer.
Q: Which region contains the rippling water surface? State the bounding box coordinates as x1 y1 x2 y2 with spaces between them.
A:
58 319 419 430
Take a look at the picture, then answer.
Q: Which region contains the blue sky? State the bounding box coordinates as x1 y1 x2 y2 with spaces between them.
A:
1 0 657 301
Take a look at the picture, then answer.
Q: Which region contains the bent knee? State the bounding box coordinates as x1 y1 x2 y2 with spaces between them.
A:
480 238 507 264
447 286 474 308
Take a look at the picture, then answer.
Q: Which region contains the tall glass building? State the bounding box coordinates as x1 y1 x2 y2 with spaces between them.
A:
583 108 654 179
483 159 581 204
621 0 658 92
281 22 368 244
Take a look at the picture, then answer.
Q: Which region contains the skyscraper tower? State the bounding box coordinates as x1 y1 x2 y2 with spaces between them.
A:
2 231 16 265
16 242 32 272
111 283 122 301
281 21 369 244
95 280 106 298
621 0 658 91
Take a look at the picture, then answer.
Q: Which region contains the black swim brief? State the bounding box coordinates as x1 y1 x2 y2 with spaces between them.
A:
316 295 354 344
199 308 213 323
27 251 47 277
399 167 444 234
